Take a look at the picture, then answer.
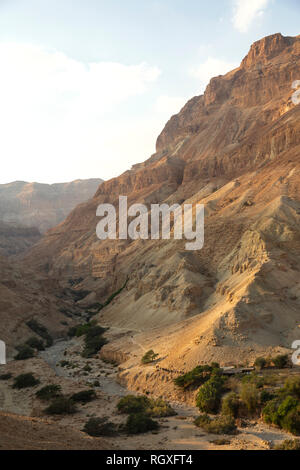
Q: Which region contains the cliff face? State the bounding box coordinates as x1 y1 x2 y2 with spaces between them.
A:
25 33 300 369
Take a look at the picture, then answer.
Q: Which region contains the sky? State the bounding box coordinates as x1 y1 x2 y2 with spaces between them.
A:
0 0 299 184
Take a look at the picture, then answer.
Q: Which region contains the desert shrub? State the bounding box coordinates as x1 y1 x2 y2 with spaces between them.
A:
25 337 45 351
262 396 300 434
14 344 35 360
260 390 275 404
241 372 264 389
174 364 219 390
254 357 267 370
45 397 77 415
0 373 12 380
194 414 237 435
117 395 175 418
36 384 62 401
13 373 40 389
196 373 225 413
240 383 260 414
71 389 96 403
141 350 159 364
68 322 102 338
281 376 300 398
281 408 300 435
275 439 300 450
26 319 53 347
147 398 177 418
272 354 289 369
117 395 151 414
83 417 118 437
125 413 159 434
82 335 107 358
221 392 240 418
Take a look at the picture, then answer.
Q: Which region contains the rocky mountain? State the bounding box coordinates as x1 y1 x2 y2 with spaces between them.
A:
0 178 103 256
24 33 300 385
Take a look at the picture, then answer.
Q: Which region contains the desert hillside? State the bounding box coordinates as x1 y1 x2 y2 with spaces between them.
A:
23 34 300 376
0 178 103 256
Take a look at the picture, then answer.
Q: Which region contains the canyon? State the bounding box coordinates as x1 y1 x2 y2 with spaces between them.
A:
1 32 300 450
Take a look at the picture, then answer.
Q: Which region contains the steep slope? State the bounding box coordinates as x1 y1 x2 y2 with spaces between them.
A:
25 33 300 373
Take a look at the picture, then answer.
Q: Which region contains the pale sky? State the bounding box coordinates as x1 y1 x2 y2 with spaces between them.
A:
0 0 299 184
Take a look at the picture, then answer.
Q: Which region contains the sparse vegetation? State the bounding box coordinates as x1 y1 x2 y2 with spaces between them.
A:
272 354 290 369
239 383 260 415
12 373 40 389
71 389 96 404
117 395 176 417
14 344 35 360
275 439 300 450
125 413 159 434
141 350 159 364
83 417 118 437
254 357 267 371
36 384 62 401
221 392 240 418
0 373 12 380
26 319 53 347
25 337 45 351
194 414 237 435
174 363 220 390
45 396 77 415
196 372 225 413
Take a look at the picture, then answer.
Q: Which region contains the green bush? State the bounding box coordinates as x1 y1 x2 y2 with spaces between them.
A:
82 336 107 358
221 393 240 418
36 384 62 401
45 397 77 415
272 354 289 369
83 417 118 437
275 439 300 450
240 383 260 414
117 395 175 417
254 357 267 370
281 408 300 436
194 414 237 435
26 337 45 351
12 373 40 389
174 364 219 390
26 319 53 347
0 373 12 380
281 376 300 398
141 350 159 365
196 373 225 413
262 395 300 435
14 344 35 360
117 395 151 414
260 390 275 404
71 389 97 404
125 413 159 434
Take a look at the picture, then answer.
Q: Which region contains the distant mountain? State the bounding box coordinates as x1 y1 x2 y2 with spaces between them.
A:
0 178 103 255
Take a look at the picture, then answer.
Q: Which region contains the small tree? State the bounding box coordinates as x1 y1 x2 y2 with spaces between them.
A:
196 374 225 414
141 350 159 364
254 357 267 371
240 383 260 414
83 417 118 437
221 392 240 418
71 389 97 404
272 354 289 369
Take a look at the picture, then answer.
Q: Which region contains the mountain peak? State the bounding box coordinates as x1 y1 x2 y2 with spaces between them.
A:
242 32 298 68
